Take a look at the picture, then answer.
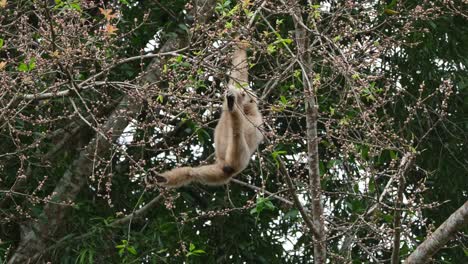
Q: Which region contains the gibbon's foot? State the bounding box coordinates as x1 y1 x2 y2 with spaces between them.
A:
153 174 167 183
146 171 167 187
226 92 235 112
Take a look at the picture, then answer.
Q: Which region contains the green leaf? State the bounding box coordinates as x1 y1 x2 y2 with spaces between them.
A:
88 250 94 264
382 213 393 223
252 197 276 215
0 38 4 49
157 95 164 103
279 95 288 105
267 44 276 54
196 127 210 144
271 150 287 168
69 2 81 11
157 248 168 254
284 209 299 219
178 23 189 32
18 62 28 72
264 199 275 210
180 62 191 68
77 249 87 264
319 161 326 176
127 246 137 255
186 243 205 257
400 242 409 256
277 38 293 45
293 69 301 79
28 58 36 70
192 249 206 254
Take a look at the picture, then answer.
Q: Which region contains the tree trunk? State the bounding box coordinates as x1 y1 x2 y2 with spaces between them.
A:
291 3 327 262
391 152 414 264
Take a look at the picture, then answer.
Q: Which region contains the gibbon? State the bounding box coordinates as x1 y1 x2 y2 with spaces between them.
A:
147 40 263 188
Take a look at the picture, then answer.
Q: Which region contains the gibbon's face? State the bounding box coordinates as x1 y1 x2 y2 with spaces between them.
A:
240 89 258 106
230 86 257 106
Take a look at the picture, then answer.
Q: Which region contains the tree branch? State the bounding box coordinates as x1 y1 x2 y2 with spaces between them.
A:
290 1 326 262
19 49 187 101
405 200 468 264
391 152 415 264
110 193 164 227
278 158 321 238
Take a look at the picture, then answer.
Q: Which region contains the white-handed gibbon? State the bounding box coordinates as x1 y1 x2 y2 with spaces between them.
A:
147 40 263 188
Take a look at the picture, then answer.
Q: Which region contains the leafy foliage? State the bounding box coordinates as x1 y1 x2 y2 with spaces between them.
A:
0 0 466 263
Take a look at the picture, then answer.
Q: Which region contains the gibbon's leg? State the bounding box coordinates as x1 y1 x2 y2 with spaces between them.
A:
148 163 234 188
147 167 192 188
190 163 234 185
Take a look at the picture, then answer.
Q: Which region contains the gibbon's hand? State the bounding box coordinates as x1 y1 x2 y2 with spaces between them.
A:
226 90 236 112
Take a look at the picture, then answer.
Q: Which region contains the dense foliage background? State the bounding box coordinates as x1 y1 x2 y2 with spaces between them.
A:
0 0 466 263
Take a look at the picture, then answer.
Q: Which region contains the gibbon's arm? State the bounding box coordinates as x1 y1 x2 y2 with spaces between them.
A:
147 40 263 188
228 40 250 88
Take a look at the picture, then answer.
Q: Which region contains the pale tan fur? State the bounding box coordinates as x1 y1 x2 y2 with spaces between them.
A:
148 41 263 188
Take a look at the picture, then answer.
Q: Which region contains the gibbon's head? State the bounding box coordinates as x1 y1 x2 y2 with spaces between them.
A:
228 83 258 106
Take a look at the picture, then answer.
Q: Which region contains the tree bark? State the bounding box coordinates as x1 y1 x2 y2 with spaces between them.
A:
391 152 415 264
405 200 468 264
8 1 216 262
291 4 326 263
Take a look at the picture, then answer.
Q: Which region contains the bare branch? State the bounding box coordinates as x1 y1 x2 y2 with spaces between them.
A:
110 193 164 227
19 50 187 101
